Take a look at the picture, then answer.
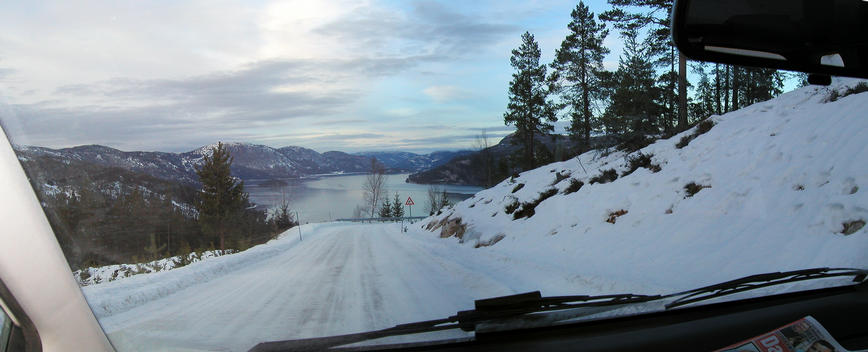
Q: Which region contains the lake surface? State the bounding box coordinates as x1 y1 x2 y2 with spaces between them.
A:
246 173 482 223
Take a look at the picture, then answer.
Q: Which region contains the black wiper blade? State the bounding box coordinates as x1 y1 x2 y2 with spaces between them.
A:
455 291 664 331
250 268 868 351
250 316 463 352
249 291 665 351
664 267 868 309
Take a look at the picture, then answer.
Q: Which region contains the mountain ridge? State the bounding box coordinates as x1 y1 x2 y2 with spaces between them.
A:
14 142 473 185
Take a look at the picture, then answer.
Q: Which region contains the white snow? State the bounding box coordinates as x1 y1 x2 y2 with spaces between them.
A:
73 250 235 287
423 78 868 291
78 80 868 351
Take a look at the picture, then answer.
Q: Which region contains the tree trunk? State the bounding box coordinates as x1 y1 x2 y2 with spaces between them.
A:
524 131 536 171
678 52 688 130
724 65 731 112
582 85 591 147
732 66 740 110
668 47 676 133
714 64 721 115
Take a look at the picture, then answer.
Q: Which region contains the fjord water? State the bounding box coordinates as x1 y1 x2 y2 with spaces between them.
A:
246 173 482 223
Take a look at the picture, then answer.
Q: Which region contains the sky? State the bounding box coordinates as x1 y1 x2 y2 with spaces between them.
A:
0 1 625 153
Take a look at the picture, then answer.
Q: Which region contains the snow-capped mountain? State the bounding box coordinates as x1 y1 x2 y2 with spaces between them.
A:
14 142 468 185
18 144 201 184
356 150 473 173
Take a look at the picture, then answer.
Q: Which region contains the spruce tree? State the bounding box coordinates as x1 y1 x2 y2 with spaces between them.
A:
379 197 392 218
602 0 689 131
550 2 610 147
602 34 660 137
195 142 247 251
391 193 404 218
504 31 556 171
690 62 716 121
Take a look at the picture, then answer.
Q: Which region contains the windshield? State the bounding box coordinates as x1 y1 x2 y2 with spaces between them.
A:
1 1 867 351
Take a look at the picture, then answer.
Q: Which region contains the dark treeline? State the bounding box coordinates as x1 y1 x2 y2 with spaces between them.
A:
23 142 294 270
502 0 787 172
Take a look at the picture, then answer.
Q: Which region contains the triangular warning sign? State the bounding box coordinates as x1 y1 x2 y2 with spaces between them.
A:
405 196 415 206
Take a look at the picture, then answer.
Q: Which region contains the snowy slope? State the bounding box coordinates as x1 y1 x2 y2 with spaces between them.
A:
420 78 868 291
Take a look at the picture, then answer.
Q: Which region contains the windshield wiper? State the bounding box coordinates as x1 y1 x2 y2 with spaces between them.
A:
664 267 868 309
249 291 664 352
249 267 868 352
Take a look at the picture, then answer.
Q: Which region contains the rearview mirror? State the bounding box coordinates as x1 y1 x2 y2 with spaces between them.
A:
672 0 868 80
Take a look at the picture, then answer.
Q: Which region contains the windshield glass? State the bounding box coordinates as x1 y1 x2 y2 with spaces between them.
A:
1 1 867 351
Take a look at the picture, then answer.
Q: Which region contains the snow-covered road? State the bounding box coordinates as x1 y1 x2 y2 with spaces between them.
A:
92 222 530 351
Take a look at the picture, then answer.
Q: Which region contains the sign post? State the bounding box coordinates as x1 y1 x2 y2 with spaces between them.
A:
405 196 415 218
296 211 302 241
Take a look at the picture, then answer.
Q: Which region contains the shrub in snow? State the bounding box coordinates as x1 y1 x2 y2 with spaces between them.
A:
619 134 654 153
623 152 661 177
842 220 866 235
684 182 711 198
827 82 868 102
563 178 584 195
696 119 714 135
505 199 520 214
606 209 628 224
475 234 505 248
513 188 558 220
676 119 715 149
511 183 525 193
589 169 618 184
552 171 571 185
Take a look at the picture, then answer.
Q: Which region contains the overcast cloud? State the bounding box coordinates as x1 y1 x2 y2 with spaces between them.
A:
0 0 613 153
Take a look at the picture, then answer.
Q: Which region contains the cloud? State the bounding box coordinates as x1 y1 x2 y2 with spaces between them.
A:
314 0 518 58
8 54 451 151
423 85 469 103
0 0 549 153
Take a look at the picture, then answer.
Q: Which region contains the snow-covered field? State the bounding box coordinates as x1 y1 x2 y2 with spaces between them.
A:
81 80 868 351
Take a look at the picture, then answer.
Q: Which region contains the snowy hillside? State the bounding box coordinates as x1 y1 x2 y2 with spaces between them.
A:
421 79 868 290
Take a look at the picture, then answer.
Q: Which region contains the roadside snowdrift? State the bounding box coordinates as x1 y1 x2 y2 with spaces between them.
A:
81 224 314 319
422 79 868 291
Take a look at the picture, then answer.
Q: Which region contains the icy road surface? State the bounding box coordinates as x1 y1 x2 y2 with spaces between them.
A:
89 222 635 352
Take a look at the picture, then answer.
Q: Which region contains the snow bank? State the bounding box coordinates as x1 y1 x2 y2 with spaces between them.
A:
81 223 321 318
422 78 868 291
73 250 236 286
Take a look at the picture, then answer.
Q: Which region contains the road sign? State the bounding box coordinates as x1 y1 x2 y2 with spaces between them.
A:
406 196 414 217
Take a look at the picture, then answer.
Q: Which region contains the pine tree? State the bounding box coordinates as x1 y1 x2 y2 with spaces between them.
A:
391 193 404 218
504 31 557 171
725 66 784 111
689 62 716 122
602 0 689 131
602 34 661 137
379 197 392 218
550 2 610 147
195 142 248 251
271 203 294 231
